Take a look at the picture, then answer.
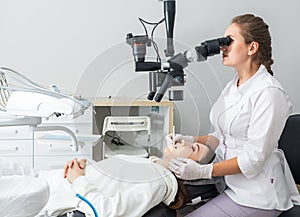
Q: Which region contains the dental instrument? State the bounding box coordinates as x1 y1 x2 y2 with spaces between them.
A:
172 125 175 146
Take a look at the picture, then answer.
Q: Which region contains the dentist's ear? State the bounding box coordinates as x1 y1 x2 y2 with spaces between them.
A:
248 41 259 56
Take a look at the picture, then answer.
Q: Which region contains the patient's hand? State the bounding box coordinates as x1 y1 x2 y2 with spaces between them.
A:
78 159 87 169
64 158 85 183
64 158 87 178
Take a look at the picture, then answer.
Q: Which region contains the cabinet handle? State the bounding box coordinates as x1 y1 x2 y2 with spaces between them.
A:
0 130 19 136
0 146 19 151
48 144 72 151
48 163 65 169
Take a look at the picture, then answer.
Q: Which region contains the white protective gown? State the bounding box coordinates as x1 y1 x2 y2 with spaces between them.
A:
210 65 300 210
37 155 177 217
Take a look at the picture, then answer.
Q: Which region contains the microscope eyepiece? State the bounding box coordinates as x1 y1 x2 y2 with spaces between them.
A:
217 36 232 46
194 36 232 62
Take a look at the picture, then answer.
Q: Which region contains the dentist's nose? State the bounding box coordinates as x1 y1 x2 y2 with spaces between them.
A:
220 45 226 52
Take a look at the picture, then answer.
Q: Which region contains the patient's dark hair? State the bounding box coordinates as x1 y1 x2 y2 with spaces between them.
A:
168 178 187 209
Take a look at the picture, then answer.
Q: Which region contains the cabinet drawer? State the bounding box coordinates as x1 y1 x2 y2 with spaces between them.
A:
0 126 33 139
34 155 92 171
34 140 93 156
0 140 33 156
35 123 92 136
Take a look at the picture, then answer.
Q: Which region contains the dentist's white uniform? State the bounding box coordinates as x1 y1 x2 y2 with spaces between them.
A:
210 65 300 210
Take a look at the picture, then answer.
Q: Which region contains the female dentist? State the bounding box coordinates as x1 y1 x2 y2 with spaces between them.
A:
168 14 300 217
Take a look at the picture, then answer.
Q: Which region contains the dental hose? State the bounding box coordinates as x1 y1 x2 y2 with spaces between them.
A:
76 193 99 217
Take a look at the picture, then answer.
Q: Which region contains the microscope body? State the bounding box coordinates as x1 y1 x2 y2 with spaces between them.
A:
126 33 232 102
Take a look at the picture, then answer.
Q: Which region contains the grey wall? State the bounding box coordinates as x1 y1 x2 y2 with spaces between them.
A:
1 0 299 135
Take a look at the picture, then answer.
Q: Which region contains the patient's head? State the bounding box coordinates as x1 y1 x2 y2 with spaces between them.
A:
151 140 212 169
163 140 210 162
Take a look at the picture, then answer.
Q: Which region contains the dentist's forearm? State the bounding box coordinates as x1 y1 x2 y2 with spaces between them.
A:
212 157 241 177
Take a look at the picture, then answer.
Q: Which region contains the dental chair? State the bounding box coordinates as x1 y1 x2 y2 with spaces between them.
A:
278 114 300 217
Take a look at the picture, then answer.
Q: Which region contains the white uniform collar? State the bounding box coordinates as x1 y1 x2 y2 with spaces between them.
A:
232 64 266 95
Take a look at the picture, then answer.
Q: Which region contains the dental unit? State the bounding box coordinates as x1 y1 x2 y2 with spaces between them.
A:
0 67 93 151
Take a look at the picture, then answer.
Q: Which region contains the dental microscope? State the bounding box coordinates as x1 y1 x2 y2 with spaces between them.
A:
126 0 232 102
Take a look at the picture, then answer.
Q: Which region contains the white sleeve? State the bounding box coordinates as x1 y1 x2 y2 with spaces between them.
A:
72 176 167 217
237 88 291 178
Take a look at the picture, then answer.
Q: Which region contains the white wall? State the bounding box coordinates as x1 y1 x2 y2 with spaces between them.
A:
1 0 299 135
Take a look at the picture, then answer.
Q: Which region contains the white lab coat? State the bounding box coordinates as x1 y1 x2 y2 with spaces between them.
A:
37 155 177 217
210 65 300 210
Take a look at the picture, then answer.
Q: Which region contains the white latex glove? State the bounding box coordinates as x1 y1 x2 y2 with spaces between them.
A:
165 134 195 146
168 158 213 180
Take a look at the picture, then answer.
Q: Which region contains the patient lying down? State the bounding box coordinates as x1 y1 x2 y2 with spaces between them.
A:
36 141 211 217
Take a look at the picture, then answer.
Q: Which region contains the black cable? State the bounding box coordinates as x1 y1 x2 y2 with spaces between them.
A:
151 40 161 62
138 17 165 62
105 131 124 146
151 18 165 39
138 18 149 37
139 17 164 25
104 131 114 138
151 18 165 62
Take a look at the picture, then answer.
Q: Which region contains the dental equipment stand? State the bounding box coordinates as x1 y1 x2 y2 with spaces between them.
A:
32 125 78 151
0 67 93 152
